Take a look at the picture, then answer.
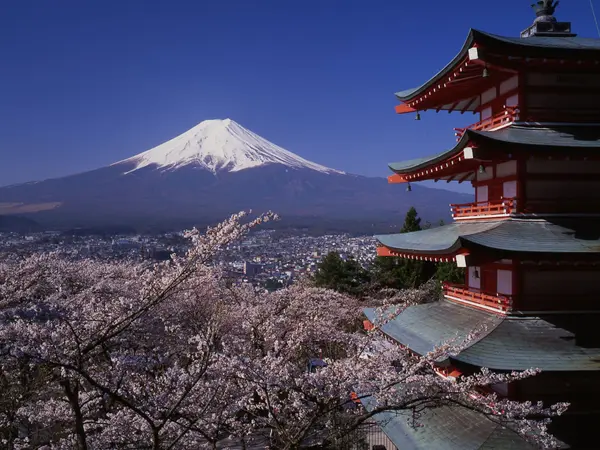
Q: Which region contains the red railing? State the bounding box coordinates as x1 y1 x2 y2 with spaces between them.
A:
454 106 519 140
451 198 516 218
443 282 512 313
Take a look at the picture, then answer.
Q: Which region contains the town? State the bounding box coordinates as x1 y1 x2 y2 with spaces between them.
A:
0 228 376 288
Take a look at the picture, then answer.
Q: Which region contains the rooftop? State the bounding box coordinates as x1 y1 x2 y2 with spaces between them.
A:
375 218 600 256
366 402 535 450
364 300 600 371
395 29 600 104
388 126 600 177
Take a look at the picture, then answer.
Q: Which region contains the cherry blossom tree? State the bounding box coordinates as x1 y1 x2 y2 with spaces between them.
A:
0 211 567 450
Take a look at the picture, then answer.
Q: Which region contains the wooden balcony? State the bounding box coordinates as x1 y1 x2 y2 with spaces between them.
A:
451 198 516 219
454 106 519 140
443 282 512 313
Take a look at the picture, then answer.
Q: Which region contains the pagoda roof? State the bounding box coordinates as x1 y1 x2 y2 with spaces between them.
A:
365 402 535 450
388 126 600 177
396 29 600 103
364 301 600 371
375 219 600 256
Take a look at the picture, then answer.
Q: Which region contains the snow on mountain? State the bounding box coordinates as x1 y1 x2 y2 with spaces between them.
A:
115 118 343 175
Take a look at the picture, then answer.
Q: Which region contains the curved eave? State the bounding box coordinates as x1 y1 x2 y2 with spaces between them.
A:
376 219 600 256
375 222 500 256
395 29 600 104
456 315 600 371
470 126 600 150
388 126 600 182
364 301 600 372
363 400 536 450
461 219 600 254
395 29 476 102
388 132 471 175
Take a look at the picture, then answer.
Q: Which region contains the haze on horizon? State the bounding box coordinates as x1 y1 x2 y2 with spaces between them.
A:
1 0 599 193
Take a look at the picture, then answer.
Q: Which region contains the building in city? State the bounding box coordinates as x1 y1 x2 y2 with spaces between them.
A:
367 2 600 448
244 261 262 277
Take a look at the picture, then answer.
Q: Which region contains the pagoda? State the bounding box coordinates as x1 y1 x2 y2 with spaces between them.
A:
368 2 600 448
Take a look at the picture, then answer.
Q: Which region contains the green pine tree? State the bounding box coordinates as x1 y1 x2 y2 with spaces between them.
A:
264 278 284 292
400 206 422 233
372 207 436 290
313 252 371 296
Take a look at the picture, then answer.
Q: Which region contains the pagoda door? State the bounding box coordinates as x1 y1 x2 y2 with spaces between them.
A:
488 183 503 203
481 267 497 294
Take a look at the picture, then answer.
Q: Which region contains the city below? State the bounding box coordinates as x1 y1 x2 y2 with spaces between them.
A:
0 228 375 289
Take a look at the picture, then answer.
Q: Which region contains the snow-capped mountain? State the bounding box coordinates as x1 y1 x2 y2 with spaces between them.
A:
115 119 343 175
0 119 471 231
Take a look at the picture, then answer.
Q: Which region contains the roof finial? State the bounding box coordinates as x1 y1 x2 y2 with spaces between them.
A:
522 0 574 37
531 0 559 22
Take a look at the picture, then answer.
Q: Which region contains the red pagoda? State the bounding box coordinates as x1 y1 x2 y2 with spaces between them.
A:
368 2 600 448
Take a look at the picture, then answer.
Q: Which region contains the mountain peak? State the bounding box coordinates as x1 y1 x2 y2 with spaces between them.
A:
115 119 342 175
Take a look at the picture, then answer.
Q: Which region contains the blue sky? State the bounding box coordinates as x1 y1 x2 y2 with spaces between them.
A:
1 0 599 191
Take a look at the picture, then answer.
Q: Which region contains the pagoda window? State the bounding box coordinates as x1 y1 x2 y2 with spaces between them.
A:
478 80 519 123
468 266 481 290
505 92 519 108
503 180 517 199
475 185 487 203
481 86 497 105
497 269 513 296
499 75 519 97
496 160 517 178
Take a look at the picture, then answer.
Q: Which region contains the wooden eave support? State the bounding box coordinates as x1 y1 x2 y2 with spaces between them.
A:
457 172 472 184
401 57 494 113
461 96 479 114
388 173 408 184
377 246 456 262
447 100 461 114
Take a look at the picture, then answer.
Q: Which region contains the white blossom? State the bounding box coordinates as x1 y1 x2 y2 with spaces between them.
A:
0 211 565 449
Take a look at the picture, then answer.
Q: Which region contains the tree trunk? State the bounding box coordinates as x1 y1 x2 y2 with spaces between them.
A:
62 380 88 450
152 427 161 450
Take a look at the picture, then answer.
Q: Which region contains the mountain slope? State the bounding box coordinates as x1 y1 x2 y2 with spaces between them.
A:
116 118 341 175
0 119 472 231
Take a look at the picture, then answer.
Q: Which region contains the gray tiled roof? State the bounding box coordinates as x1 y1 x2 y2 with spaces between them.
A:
363 301 501 357
375 219 600 255
388 126 600 174
374 222 500 254
481 31 600 51
364 301 600 371
460 316 600 371
396 29 600 102
471 126 600 148
366 402 534 450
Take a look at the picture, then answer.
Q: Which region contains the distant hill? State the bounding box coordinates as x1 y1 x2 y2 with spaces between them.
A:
0 215 41 233
0 119 472 233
